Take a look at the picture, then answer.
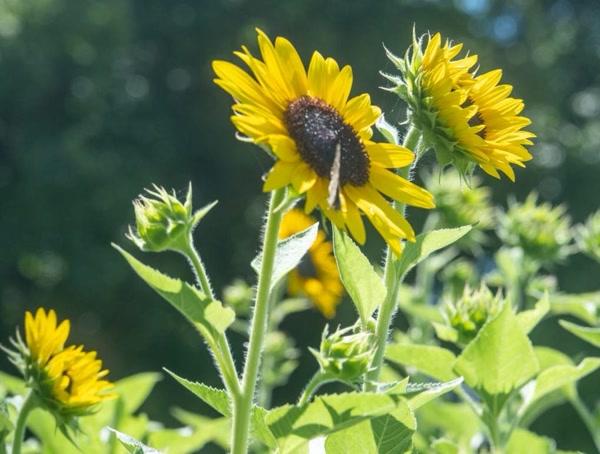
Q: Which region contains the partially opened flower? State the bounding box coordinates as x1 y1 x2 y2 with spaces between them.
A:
386 32 535 181
6 308 113 425
213 29 434 254
279 209 343 318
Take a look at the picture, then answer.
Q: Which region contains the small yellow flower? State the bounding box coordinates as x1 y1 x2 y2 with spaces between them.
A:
22 308 113 415
279 209 343 318
387 32 535 181
214 29 434 254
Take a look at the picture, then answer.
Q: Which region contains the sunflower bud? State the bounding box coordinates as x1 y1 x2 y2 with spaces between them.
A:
127 184 216 253
441 259 479 300
497 193 572 265
444 285 501 345
576 210 600 263
262 331 299 389
223 279 254 316
311 326 375 382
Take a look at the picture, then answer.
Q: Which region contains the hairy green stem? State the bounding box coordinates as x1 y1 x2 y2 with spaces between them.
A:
297 371 335 406
231 188 286 454
365 125 422 390
571 396 600 452
182 238 241 398
11 392 36 454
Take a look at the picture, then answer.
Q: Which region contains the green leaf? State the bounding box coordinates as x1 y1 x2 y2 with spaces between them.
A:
333 228 386 323
0 372 26 395
407 378 464 410
325 406 415 454
549 292 600 325
385 343 457 382
165 369 230 416
114 372 163 415
526 357 600 405
266 392 411 453
506 429 555 454
166 370 277 449
431 439 460 454
252 222 319 290
517 293 550 334
417 401 480 445
149 409 231 453
454 302 539 394
108 428 162 453
395 226 472 279
114 245 235 343
559 320 600 348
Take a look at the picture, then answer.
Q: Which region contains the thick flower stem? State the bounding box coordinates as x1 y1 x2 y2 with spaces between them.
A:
182 239 241 398
231 188 286 454
12 391 37 454
365 125 422 391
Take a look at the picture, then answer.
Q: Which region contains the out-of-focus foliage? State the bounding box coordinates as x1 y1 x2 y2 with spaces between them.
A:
1 0 600 452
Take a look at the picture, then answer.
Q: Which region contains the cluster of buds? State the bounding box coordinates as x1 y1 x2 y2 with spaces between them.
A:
310 325 375 383
425 168 493 250
437 285 502 346
576 210 600 263
496 193 573 266
127 184 216 253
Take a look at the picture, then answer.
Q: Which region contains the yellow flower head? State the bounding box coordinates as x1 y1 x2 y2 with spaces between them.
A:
21 308 113 416
279 209 343 318
213 29 434 254
386 32 535 181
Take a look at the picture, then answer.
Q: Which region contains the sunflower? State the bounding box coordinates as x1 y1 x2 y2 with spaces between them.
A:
213 29 434 254
14 308 113 416
279 209 343 318
386 32 534 181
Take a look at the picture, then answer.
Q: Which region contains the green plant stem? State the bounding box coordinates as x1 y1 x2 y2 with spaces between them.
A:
11 392 37 454
182 239 241 397
365 125 422 391
231 187 286 454
297 371 335 406
571 396 600 452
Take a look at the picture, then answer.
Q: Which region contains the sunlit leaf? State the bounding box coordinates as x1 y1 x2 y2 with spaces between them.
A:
454 302 539 394
559 320 600 348
252 222 319 290
385 343 457 382
114 245 235 344
333 228 386 323
517 293 549 334
395 226 472 279
108 427 162 453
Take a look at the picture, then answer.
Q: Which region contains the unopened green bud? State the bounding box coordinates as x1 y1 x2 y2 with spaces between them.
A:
441 259 478 300
127 184 216 253
263 331 299 388
311 326 375 382
576 210 600 263
445 285 501 345
497 193 572 265
223 279 254 316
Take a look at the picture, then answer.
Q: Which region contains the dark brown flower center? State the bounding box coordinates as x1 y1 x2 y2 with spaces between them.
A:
284 96 370 186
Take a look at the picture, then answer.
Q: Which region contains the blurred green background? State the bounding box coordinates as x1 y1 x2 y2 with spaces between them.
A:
1 0 599 451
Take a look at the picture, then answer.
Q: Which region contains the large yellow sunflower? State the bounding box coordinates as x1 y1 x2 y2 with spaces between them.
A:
387 32 534 181
279 209 343 318
213 29 434 254
23 308 113 414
